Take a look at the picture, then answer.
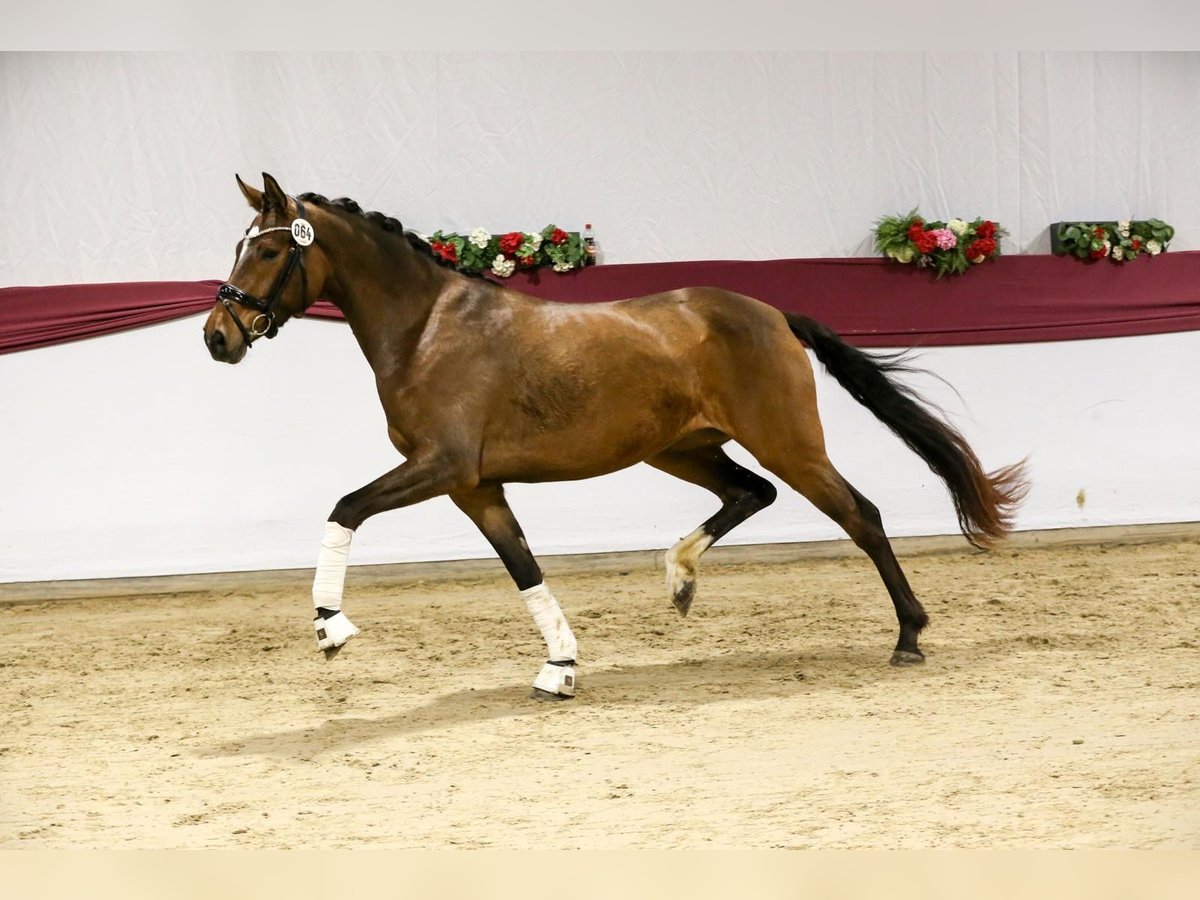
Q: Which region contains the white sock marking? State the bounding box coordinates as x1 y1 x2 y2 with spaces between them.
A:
665 527 714 601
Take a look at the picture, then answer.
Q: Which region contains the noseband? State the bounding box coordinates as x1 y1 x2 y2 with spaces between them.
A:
217 198 313 348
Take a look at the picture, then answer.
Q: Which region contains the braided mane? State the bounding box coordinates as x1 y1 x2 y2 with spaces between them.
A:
297 192 483 279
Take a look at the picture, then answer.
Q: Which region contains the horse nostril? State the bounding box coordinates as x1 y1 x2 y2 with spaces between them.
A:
208 328 227 354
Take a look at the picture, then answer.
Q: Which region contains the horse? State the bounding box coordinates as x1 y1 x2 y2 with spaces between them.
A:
203 172 1029 701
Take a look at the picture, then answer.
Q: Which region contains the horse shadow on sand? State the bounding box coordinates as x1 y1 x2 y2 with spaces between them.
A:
196 643 941 760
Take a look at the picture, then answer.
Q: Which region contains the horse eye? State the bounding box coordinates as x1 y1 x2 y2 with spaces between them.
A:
260 248 280 261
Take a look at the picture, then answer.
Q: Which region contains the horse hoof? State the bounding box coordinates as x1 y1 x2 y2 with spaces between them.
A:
890 649 925 667
530 687 575 702
671 581 695 617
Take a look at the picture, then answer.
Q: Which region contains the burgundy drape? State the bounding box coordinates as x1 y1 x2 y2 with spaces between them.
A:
4 252 1200 355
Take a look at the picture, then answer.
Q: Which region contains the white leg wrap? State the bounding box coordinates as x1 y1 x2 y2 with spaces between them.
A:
313 521 354 611
521 582 577 662
312 521 358 652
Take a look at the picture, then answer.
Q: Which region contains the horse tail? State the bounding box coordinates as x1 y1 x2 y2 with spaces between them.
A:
784 313 1029 549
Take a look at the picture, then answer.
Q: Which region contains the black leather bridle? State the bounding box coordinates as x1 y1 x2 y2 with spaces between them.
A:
217 197 312 348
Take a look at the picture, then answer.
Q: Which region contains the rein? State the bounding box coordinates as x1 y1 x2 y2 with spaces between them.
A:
217 197 313 348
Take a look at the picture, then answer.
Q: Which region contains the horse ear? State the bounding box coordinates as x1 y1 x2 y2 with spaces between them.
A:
261 172 288 214
236 174 263 210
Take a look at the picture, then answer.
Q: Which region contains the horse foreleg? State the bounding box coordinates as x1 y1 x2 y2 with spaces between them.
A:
312 454 476 661
312 520 359 659
647 445 778 616
451 483 578 701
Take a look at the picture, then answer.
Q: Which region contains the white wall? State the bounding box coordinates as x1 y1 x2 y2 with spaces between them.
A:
2 317 1197 583
2 51 1198 287
3 50 1199 583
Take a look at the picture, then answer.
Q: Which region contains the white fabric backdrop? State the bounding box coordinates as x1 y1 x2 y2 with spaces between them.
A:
2 51 1199 583
2 51 1198 286
1 319 1197 583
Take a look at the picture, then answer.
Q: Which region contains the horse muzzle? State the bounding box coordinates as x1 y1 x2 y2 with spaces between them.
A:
204 320 248 364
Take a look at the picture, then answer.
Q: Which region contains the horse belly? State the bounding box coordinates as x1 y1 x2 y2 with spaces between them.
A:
481 389 703 483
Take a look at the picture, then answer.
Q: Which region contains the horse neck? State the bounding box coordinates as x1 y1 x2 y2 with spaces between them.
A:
320 224 455 376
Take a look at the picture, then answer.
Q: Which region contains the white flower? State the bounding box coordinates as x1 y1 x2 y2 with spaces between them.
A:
887 245 914 264
1118 220 1131 237
491 254 516 277
552 261 574 272
1112 245 1125 261
1146 239 1162 256
469 228 491 249
528 232 543 251
947 218 969 237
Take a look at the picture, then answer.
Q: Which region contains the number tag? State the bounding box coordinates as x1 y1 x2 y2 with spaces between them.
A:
291 218 315 246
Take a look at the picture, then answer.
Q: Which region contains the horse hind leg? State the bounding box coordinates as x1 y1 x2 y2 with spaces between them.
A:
766 454 928 664
744 422 931 662
647 445 778 616
841 478 929 664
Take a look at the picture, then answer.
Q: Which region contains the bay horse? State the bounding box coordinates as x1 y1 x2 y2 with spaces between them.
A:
203 173 1028 701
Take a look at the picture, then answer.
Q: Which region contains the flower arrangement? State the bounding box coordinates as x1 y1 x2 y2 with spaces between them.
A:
874 209 1006 277
1051 219 1174 263
424 225 590 278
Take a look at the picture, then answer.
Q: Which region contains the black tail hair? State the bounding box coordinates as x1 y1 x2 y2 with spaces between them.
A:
786 313 1029 548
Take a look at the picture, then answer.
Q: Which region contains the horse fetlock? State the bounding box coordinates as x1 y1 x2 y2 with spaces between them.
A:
665 528 713 617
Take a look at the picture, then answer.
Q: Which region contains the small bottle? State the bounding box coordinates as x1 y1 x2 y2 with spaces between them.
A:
582 223 598 265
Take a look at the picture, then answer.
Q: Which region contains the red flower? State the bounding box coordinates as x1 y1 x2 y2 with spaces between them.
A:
914 230 938 254
431 240 458 264
966 237 997 260
550 228 568 245
906 221 925 241
1089 246 1108 259
1092 226 1108 239
517 255 535 268
976 220 996 240
1130 238 1142 250
499 231 524 255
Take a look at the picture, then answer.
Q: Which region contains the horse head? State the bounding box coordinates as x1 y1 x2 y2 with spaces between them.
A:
203 172 327 363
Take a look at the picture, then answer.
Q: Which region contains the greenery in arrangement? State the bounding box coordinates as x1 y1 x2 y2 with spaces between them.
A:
424 225 589 278
874 209 1006 278
1052 220 1174 263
